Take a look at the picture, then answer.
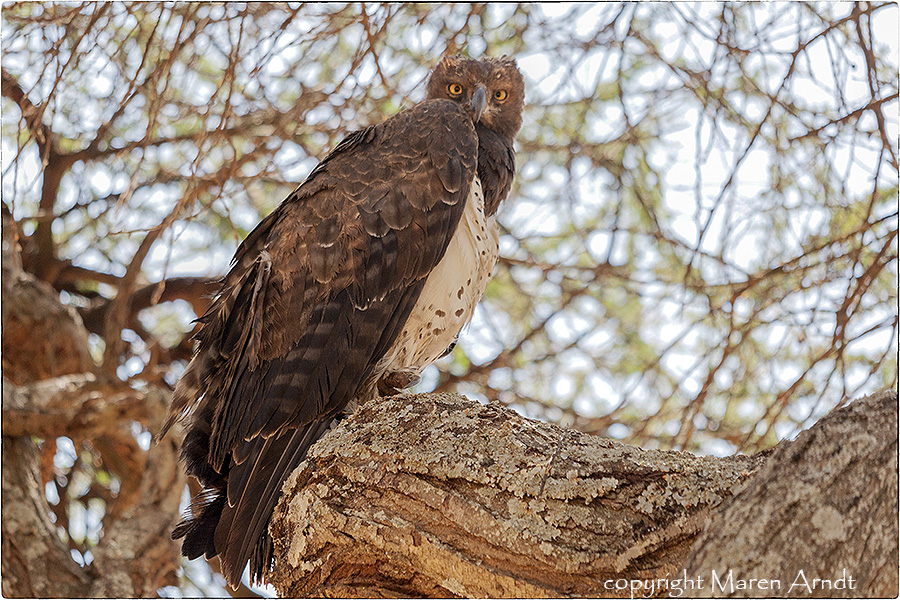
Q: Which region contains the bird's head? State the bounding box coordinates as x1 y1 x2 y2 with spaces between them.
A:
425 55 524 143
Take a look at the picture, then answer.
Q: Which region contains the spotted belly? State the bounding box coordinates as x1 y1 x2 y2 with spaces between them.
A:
376 176 498 387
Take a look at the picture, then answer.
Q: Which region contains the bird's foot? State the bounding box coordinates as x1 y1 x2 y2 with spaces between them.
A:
378 369 421 396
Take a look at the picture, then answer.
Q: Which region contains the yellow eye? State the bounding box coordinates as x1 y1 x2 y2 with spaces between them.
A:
494 89 508 102
447 83 463 96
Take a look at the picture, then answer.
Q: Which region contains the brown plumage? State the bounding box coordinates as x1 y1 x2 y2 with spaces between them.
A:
160 55 524 588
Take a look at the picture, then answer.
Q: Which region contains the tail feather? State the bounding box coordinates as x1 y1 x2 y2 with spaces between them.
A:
217 420 333 586
178 398 223 486
172 419 331 586
173 488 226 560
224 419 330 581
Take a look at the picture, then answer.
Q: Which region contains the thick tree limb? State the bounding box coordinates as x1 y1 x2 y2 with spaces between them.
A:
269 389 897 598
269 393 765 597
683 388 898 598
1 375 186 598
86 388 185 597
2 374 149 439
1 264 93 385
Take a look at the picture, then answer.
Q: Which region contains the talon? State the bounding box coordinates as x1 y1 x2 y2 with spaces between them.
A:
378 370 421 396
439 340 457 359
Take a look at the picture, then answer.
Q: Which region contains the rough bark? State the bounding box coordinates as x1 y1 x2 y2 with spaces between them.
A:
1 247 97 597
269 393 766 597
683 388 898 598
2 378 183 597
269 389 898 598
86 393 185 598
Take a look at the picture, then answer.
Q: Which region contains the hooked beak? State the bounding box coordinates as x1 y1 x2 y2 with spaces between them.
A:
469 85 487 122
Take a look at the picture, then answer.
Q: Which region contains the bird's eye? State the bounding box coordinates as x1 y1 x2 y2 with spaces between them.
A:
494 89 509 102
447 83 463 96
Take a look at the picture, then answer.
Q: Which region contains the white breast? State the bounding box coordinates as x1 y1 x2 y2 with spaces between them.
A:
378 176 499 380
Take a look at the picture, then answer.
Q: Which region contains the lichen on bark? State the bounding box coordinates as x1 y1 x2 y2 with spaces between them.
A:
270 393 765 597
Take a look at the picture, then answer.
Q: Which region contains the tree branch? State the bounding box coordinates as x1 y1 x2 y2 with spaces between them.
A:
1 67 52 154
270 389 897 597
2 374 149 439
270 393 765 597
78 275 217 336
684 388 898 598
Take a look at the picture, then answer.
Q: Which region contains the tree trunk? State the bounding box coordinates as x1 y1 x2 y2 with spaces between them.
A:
2 378 184 597
1 214 186 598
269 389 897 598
2 432 93 597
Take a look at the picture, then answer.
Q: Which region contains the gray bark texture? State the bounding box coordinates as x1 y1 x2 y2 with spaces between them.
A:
269 389 898 598
683 388 898 598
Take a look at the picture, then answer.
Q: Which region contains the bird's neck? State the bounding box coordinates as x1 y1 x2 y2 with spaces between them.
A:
475 124 515 217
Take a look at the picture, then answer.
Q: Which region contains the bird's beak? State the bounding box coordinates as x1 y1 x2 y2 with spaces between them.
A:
469 85 487 122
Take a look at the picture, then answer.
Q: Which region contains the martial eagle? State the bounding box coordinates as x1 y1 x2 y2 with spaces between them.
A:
160 55 525 587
